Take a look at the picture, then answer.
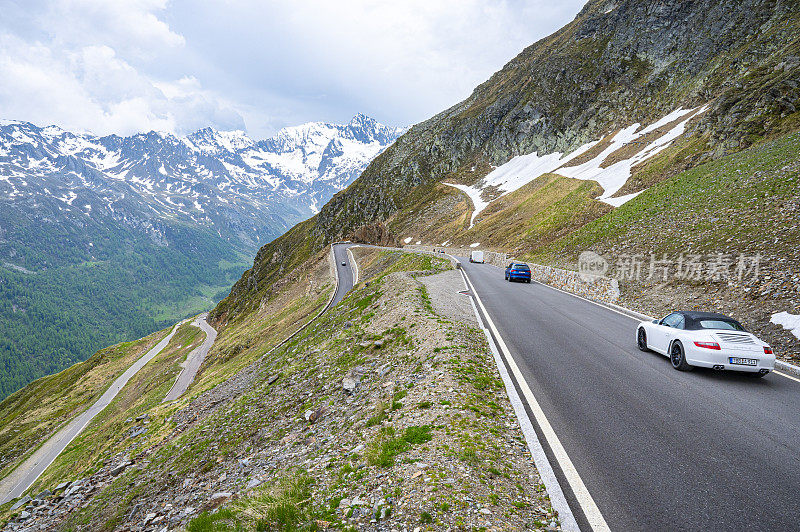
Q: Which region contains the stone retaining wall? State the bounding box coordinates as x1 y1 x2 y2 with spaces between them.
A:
527 263 620 304
404 245 619 303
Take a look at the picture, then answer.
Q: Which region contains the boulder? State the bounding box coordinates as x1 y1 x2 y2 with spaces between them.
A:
10 496 31 511
304 408 324 423
209 492 233 505
109 461 133 476
342 374 360 394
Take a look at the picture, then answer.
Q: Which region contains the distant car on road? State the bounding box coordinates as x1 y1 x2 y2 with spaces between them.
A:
505 262 532 283
341 261 346 266
636 311 775 377
470 250 484 263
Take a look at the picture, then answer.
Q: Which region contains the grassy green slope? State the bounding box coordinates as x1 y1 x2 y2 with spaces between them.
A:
26 321 206 495
536 131 800 261
0 326 171 481
0 215 250 401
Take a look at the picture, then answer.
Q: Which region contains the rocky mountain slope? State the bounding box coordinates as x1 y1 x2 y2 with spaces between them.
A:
214 0 800 353
0 114 401 399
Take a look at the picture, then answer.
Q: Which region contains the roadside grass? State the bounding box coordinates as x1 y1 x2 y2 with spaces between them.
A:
367 425 433 467
0 327 172 483
351 248 451 288
188 254 335 401
188 473 320 531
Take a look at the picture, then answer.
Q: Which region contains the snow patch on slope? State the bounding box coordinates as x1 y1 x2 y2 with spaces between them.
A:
771 312 800 340
558 106 705 203
444 106 706 226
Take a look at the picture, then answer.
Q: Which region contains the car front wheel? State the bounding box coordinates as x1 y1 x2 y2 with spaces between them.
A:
670 341 692 371
637 328 648 351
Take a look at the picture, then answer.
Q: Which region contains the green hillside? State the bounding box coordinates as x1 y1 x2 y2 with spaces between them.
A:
0 215 249 400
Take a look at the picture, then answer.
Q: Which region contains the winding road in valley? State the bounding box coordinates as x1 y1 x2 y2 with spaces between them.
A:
0 322 186 504
1 248 358 506
163 314 217 402
458 258 800 532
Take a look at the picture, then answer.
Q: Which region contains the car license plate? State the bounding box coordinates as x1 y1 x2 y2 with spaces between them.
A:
729 357 757 366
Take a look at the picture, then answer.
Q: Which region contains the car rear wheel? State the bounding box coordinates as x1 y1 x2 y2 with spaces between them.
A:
637 328 648 351
670 341 692 371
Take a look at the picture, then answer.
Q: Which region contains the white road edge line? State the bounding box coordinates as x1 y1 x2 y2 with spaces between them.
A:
461 276 581 532
460 266 611 532
775 371 800 384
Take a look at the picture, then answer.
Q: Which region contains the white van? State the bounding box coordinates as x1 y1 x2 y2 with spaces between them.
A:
470 250 485 263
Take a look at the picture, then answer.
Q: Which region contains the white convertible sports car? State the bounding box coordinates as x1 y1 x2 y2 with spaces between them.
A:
636 311 775 377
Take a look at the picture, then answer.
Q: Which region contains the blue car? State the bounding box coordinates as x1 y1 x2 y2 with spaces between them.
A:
505 262 531 283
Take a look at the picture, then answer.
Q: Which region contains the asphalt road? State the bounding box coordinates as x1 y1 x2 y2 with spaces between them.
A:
163 313 218 402
331 243 356 306
459 259 800 531
0 322 184 504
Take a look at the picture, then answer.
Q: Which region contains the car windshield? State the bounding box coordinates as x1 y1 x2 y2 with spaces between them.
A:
694 319 746 331
513 264 530 270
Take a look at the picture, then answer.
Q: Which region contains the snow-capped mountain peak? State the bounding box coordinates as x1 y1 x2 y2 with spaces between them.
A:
0 114 403 251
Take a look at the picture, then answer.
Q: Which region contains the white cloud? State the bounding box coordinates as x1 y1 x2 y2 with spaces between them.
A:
0 0 242 136
44 0 185 57
0 0 585 137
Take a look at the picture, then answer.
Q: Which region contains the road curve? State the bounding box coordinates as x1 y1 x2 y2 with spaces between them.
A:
0 322 184 504
163 314 218 403
458 258 800 532
331 243 356 306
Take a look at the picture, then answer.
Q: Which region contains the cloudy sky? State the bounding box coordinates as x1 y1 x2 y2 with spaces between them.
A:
0 0 586 139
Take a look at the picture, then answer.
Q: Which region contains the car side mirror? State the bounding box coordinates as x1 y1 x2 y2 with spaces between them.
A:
652 319 659 324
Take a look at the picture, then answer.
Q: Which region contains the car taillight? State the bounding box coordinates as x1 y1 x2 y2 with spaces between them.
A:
763 346 773 354
694 341 721 350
